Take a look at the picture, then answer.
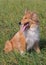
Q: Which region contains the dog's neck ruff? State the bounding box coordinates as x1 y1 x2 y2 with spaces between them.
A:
23 25 40 50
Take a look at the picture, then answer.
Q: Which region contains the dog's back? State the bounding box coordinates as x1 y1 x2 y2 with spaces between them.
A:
4 31 26 54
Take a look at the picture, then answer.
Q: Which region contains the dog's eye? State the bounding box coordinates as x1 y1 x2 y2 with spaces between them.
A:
25 17 27 19
19 22 21 25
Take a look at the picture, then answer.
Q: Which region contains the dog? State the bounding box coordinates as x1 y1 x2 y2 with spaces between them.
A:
19 10 40 53
4 10 40 54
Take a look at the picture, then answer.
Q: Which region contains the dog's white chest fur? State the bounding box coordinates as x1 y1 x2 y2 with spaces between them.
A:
23 25 40 50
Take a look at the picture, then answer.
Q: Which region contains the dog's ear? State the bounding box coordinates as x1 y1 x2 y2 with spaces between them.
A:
31 12 39 22
25 9 31 14
25 8 28 14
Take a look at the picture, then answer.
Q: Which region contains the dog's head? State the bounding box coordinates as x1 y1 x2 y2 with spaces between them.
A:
19 10 39 31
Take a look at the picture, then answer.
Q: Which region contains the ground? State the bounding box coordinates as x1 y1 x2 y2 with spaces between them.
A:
0 0 46 65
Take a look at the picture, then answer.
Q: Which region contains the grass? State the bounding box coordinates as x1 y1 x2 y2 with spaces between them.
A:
0 0 46 65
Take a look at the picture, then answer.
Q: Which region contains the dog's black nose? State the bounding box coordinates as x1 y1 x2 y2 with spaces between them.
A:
19 22 21 25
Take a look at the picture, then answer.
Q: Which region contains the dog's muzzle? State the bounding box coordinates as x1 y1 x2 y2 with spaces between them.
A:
19 22 30 31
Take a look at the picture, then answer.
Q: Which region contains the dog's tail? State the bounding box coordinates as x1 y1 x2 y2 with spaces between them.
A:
3 40 13 53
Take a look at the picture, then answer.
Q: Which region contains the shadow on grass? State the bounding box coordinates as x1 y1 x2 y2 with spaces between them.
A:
40 39 46 49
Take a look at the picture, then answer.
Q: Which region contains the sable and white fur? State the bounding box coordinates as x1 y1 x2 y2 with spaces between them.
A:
23 25 40 51
21 10 40 53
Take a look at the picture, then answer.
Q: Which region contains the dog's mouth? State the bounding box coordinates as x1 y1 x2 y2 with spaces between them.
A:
22 22 30 31
19 22 30 31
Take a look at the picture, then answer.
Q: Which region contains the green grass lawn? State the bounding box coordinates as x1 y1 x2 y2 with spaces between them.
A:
0 0 46 65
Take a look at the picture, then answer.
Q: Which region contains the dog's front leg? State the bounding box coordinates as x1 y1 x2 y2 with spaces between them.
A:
33 42 41 54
